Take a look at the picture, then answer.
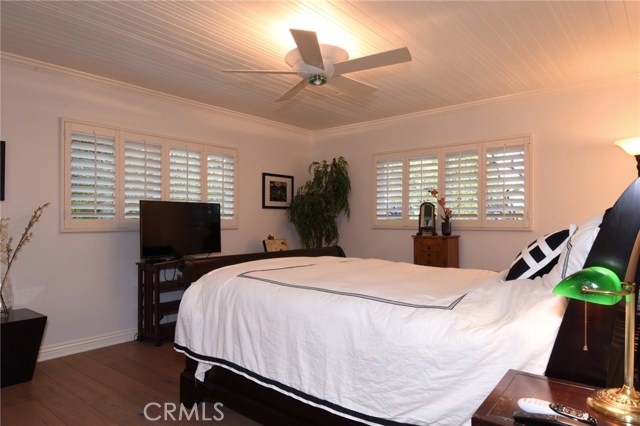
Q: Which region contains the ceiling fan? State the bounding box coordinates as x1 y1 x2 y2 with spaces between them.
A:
223 29 412 102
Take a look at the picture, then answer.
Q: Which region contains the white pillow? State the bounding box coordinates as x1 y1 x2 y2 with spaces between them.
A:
555 212 604 280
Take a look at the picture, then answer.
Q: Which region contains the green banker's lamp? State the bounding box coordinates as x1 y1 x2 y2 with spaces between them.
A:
553 231 640 424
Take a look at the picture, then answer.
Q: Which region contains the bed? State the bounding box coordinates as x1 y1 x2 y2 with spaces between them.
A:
174 178 640 426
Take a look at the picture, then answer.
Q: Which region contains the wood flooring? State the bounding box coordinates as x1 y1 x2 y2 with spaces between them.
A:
0 340 261 426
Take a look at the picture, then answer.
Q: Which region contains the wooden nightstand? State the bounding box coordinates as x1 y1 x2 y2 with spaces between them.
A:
412 235 459 268
472 369 625 426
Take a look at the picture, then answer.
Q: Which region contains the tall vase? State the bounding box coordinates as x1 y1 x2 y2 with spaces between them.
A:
1 267 14 318
441 221 452 236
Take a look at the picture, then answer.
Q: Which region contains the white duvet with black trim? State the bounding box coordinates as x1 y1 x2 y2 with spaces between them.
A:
174 256 566 426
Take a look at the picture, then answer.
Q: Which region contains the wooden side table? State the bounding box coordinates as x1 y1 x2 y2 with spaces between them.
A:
472 369 625 426
1 308 47 387
412 235 459 268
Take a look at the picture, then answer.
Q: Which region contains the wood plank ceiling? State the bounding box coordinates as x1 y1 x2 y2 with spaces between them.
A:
2 1 638 131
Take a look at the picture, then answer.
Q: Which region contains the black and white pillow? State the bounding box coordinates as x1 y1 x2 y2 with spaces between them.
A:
505 228 573 281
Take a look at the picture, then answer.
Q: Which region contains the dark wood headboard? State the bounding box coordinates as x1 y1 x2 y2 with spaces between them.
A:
179 245 346 290
546 178 640 387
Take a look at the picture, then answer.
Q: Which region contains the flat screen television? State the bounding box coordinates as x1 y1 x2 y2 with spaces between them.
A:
139 200 221 261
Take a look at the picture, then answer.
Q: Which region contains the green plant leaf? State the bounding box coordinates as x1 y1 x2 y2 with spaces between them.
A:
285 157 351 248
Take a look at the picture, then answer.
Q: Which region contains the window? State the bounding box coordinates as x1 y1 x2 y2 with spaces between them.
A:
168 144 202 202
484 141 527 224
62 119 238 231
65 122 117 231
206 150 236 221
375 154 403 222
408 151 439 220
373 136 531 230
443 146 480 224
123 133 162 219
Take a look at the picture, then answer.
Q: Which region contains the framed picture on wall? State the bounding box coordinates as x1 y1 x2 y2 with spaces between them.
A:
1 141 5 201
262 173 294 209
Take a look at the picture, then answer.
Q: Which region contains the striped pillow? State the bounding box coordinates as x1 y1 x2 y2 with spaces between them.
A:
505 227 574 281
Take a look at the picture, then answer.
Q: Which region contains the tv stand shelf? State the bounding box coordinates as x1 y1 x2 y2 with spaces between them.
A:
137 259 186 345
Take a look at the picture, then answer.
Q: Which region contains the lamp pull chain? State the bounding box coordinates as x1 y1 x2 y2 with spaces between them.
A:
583 302 589 351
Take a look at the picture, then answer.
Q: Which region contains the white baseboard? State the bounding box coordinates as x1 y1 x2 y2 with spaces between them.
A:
38 328 138 361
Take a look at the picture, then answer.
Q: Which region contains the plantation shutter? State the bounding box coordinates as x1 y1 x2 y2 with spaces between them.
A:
68 130 116 221
123 136 162 219
375 155 404 223
408 152 439 220
169 146 202 202
444 145 479 224
484 138 529 227
372 136 531 230
62 119 239 232
207 150 237 225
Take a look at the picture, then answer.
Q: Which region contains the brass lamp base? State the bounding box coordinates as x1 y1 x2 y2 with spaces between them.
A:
587 385 640 424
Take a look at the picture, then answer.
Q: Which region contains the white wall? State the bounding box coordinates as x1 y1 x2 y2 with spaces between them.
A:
2 57 638 358
312 79 640 270
0 60 312 356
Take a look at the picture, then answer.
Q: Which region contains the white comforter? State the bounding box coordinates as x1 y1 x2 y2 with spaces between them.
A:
174 256 567 426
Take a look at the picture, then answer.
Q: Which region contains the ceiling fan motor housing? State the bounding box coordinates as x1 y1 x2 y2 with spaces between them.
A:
308 75 327 86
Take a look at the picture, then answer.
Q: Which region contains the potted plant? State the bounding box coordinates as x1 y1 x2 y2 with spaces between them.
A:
1 203 49 316
1 203 49 387
286 157 351 248
429 189 453 236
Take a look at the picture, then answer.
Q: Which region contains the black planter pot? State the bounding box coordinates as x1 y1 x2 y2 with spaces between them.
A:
1 308 47 387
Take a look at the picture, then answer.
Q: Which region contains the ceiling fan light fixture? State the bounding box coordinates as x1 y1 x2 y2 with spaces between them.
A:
308 74 327 86
224 29 411 101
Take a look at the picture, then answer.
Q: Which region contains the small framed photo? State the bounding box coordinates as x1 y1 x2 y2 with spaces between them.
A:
263 238 288 252
262 173 294 209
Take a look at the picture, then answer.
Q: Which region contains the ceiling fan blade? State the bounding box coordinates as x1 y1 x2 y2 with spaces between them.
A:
327 75 377 97
333 47 411 75
290 29 324 70
223 69 299 74
276 78 308 102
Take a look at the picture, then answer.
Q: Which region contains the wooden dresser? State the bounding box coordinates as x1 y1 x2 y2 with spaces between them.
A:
412 235 459 268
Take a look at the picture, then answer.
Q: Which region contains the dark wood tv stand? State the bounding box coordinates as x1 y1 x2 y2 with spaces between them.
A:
137 259 187 345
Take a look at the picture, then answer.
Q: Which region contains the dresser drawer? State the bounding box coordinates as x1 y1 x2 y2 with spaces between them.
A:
415 252 446 266
415 242 444 255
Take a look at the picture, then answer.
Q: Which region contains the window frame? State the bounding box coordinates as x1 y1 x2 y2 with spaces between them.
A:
482 138 531 229
372 135 532 231
61 119 238 232
122 132 163 221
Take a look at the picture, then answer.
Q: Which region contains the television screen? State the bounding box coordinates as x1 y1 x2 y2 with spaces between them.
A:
139 200 221 260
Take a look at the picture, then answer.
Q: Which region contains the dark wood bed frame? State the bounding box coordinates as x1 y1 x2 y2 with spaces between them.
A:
177 179 640 426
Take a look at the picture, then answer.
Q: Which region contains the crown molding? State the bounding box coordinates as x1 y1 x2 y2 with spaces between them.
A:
313 73 640 137
1 52 312 138
3 52 637 139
